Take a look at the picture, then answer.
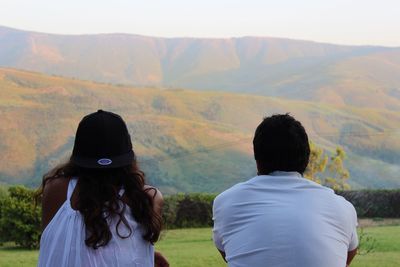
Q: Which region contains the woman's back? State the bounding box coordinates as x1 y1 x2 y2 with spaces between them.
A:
37 110 166 267
38 178 154 267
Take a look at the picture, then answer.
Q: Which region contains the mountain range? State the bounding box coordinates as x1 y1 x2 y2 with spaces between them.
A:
0 26 399 192
1 26 399 111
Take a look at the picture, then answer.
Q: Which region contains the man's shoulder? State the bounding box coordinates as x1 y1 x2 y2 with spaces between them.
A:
315 184 356 207
214 179 251 205
215 182 242 201
334 193 357 214
313 186 358 219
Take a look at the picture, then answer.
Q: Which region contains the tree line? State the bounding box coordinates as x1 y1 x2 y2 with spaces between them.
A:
1 144 395 249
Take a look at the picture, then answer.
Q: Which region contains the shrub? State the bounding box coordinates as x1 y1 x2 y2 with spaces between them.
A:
0 186 41 248
337 190 400 218
0 187 398 248
163 193 216 229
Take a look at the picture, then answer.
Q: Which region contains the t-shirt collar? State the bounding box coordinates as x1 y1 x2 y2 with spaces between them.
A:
268 171 302 178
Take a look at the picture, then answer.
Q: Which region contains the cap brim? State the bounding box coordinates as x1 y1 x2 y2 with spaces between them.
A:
70 150 135 169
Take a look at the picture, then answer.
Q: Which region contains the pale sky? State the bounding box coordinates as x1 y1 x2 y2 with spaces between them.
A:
0 0 399 46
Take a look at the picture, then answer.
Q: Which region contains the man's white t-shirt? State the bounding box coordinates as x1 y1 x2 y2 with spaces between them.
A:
213 171 358 267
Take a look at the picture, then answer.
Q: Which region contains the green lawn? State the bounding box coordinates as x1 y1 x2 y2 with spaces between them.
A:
156 228 225 267
1 226 399 267
0 246 38 267
350 226 400 267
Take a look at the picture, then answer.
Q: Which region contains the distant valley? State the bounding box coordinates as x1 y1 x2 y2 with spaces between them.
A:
0 68 399 192
0 26 399 192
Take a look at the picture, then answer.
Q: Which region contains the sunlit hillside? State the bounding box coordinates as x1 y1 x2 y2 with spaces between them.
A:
1 68 399 192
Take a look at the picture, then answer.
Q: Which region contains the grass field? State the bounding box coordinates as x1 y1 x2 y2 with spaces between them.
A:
0 226 399 267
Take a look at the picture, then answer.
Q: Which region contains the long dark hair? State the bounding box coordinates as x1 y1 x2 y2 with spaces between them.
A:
36 159 162 249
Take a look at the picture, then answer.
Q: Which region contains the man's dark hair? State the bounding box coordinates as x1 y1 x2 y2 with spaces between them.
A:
253 114 310 175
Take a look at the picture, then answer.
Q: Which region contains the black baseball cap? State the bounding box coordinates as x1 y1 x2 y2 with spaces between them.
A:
70 110 135 168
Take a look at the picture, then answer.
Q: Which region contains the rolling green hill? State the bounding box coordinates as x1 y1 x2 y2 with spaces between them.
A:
0 26 399 111
0 68 399 192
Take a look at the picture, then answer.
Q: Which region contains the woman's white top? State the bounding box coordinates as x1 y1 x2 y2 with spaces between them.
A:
38 178 154 267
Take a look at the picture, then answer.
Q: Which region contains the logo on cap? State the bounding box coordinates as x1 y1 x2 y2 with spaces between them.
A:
97 158 113 165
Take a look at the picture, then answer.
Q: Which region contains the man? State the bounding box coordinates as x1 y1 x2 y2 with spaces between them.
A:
213 114 358 267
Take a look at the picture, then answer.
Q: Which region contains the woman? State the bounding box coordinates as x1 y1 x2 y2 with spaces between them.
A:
37 110 169 267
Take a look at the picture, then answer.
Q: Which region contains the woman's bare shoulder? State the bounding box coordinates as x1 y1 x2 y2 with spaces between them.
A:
41 177 70 231
143 185 164 204
43 177 69 198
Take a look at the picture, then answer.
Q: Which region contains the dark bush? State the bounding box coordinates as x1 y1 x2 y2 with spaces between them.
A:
336 190 400 218
163 193 216 229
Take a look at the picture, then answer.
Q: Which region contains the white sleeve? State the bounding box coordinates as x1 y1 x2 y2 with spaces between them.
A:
212 197 224 251
348 226 358 251
213 226 224 251
348 205 359 251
